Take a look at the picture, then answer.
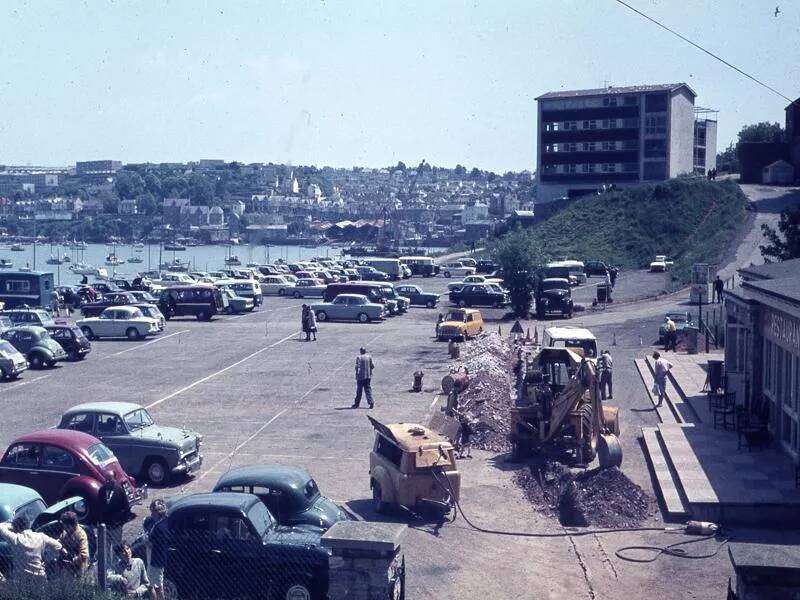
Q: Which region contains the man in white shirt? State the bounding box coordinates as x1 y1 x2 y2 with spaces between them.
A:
652 351 673 407
0 515 62 583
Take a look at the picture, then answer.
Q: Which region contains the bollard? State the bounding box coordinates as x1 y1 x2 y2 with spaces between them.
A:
412 371 424 392
97 523 107 590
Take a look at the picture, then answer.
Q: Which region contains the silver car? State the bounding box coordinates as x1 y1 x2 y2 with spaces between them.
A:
291 278 327 299
311 294 385 323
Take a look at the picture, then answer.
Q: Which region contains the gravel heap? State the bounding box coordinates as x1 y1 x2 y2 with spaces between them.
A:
513 461 654 528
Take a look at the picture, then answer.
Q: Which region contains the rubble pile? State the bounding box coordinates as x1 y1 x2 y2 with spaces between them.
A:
513 461 654 528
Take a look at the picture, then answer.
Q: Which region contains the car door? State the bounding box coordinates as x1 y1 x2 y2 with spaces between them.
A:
210 514 260 597
94 413 134 473
38 445 79 503
0 442 41 490
13 330 34 356
94 311 113 337
330 296 348 319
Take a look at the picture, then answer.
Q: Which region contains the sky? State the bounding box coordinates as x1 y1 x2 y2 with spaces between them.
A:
1 0 798 173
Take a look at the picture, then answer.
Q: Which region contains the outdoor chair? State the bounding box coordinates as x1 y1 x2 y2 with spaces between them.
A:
735 405 769 451
712 392 736 430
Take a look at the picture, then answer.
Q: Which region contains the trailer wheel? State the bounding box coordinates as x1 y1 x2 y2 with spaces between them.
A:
579 403 598 465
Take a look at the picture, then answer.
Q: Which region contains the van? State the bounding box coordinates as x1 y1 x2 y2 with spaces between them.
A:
362 258 403 281
399 256 439 277
158 285 227 321
550 260 587 285
437 308 484 341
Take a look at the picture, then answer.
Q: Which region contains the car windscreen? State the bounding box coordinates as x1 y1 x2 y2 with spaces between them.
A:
248 500 276 538
445 312 466 322
86 443 115 466
14 498 46 523
124 409 154 431
541 281 568 291
0 340 18 355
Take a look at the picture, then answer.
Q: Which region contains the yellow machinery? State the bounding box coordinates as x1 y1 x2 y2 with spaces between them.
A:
510 347 622 468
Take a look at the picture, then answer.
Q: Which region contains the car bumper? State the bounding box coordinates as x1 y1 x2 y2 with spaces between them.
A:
9 361 28 375
438 331 466 341
172 452 203 476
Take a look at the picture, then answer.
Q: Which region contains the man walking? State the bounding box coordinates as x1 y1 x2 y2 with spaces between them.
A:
352 347 375 408
663 316 677 352
713 276 725 304
597 349 613 400
301 305 311 341
652 351 673 407
305 306 317 341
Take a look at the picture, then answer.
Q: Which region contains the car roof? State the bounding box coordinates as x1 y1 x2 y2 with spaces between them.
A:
0 483 43 509
447 308 480 315
545 326 596 341
63 402 143 417
542 278 570 284
170 492 260 514
10 325 47 334
334 294 368 300
11 429 100 449
374 420 453 452
214 464 312 492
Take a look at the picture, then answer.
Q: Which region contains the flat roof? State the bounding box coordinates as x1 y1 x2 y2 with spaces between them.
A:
536 82 695 100
738 258 800 281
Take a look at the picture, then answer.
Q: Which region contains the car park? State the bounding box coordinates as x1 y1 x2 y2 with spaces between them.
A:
0 429 146 525
291 278 327 299
394 284 439 308
378 284 409 313
77 306 160 340
260 275 296 296
362 258 403 280
658 312 693 343
475 259 497 274
0 340 27 379
542 326 598 359
58 402 203 486
158 285 227 320
1 326 68 369
128 290 159 304
311 294 385 323
449 283 509 308
0 308 55 327
437 308 484 341
80 291 140 317
152 492 329 600
441 261 476 278
43 324 92 361
159 272 196 286
213 464 350 531
90 282 121 295
225 279 263 306
323 282 398 314
535 278 573 319
399 256 439 277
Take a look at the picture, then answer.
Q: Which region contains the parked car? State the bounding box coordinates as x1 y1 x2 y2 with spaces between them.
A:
291 278 327 299
58 402 203 486
77 306 160 341
649 255 674 273
224 279 263 307
322 283 398 314
447 274 503 292
213 465 350 531
1 326 68 369
475 259 497 274
0 340 27 379
394 284 439 308
43 325 92 361
131 303 166 330
261 275 295 296
310 294 385 323
0 430 146 525
437 308 484 341
378 284 409 313
0 309 54 327
90 282 121 295
128 290 159 304
158 285 227 321
441 261 476 278
219 288 255 314
354 266 390 281
535 278 573 319
449 284 509 308
80 291 140 317
151 492 329 600
584 261 609 277
658 312 693 343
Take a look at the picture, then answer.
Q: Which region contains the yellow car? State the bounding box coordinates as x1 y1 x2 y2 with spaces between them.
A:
437 308 484 341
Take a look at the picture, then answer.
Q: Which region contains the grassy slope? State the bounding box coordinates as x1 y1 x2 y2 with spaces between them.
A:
531 179 748 286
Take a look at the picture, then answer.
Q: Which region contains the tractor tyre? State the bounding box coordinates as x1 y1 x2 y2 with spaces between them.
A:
579 403 599 465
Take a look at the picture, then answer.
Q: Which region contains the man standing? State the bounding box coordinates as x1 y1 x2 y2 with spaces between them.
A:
107 542 154 599
143 499 168 600
663 316 677 352
713 276 725 304
0 515 62 584
609 267 618 288
352 347 375 408
301 305 311 341
652 351 673 407
50 289 61 318
58 511 89 580
597 349 613 400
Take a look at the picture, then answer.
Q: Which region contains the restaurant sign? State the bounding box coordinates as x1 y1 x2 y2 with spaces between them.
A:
763 308 800 352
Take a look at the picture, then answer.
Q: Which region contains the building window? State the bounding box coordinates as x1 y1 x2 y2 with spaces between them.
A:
564 121 578 130
601 163 617 173
623 95 638 106
645 93 668 112
582 120 597 130
564 143 577 152
566 164 577 174
644 139 667 158
581 164 593 173
603 97 618 107
602 141 617 151
622 163 639 172
582 142 596 151
645 115 667 135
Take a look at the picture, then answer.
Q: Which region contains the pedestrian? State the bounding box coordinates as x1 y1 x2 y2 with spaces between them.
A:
663 316 677 352
107 542 155 599
51 288 61 317
713 275 725 304
143 499 168 600
57 510 89 580
306 306 317 341
352 346 375 408
0 515 62 585
652 351 673 407
301 304 311 341
609 266 618 288
598 349 613 400
436 313 444 337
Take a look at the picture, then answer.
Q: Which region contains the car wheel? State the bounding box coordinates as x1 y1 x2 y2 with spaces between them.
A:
67 349 79 361
126 327 141 341
458 299 467 308
80 326 94 340
358 312 370 323
444 271 451 278
317 311 328 322
273 579 313 600
196 310 208 321
278 288 285 296
426 300 435 308
28 353 44 369
145 458 170 486
372 481 388 514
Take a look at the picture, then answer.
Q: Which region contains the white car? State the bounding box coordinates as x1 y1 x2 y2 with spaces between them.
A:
442 262 477 278
649 255 674 273
447 274 504 292
135 303 166 330
159 272 195 287
77 306 160 341
261 275 296 296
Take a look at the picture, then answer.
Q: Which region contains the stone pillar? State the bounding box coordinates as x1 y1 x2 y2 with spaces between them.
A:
321 521 407 600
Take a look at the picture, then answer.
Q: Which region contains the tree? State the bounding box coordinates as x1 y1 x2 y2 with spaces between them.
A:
394 161 407 171
97 189 118 214
716 142 739 173
761 208 800 261
470 167 481 179
136 192 158 216
492 228 545 316
188 174 214 206
144 172 162 197
738 122 786 144
161 176 187 198
114 171 145 200
454 164 467 177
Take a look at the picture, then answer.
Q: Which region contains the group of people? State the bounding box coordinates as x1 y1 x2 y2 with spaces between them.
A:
300 305 317 341
49 288 80 318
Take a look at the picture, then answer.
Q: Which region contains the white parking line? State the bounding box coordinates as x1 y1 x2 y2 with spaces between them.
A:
145 330 300 410
102 330 190 359
0 373 53 392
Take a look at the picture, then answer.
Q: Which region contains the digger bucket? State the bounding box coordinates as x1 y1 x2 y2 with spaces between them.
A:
597 434 623 469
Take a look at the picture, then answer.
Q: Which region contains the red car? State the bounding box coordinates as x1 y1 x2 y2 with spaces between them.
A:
0 430 146 525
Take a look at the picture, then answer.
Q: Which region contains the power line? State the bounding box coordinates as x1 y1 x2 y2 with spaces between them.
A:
613 0 795 104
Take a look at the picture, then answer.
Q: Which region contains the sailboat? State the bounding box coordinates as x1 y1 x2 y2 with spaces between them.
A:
62 253 71 263
127 245 143 263
46 255 62 265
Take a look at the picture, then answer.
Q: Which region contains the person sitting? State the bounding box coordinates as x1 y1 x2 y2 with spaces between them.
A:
107 542 155 599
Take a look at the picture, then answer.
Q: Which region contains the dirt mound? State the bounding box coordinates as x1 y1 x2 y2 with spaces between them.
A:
513 461 654 528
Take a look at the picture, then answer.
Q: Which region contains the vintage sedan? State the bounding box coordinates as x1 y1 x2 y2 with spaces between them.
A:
0 309 55 328
1 326 68 369
260 275 296 296
395 284 439 308
310 294 385 323
0 430 145 525
291 278 327 299
80 291 140 318
131 303 166 330
449 284 509 308
43 324 92 361
0 340 27 380
77 306 160 341
213 465 350 532
447 274 504 292
58 402 203 486
218 287 255 314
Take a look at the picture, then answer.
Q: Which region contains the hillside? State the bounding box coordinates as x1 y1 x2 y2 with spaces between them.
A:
530 179 749 285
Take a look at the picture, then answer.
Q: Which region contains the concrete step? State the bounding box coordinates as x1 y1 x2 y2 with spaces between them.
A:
644 356 700 424
641 426 690 521
634 358 680 424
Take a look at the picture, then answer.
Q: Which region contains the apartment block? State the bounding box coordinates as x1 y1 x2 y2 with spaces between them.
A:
535 83 716 203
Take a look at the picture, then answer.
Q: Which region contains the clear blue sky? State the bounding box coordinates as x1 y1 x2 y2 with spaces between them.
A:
1 0 797 172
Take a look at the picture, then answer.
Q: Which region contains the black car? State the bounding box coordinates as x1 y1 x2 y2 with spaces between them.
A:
110 279 134 291
584 261 608 277
395 284 439 308
151 493 329 600
80 292 139 317
535 278 573 319
90 282 121 295
44 325 91 361
475 259 497 274
158 285 226 321
354 266 389 281
449 284 508 308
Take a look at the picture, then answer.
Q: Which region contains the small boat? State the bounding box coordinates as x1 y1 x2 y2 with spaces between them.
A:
95 267 109 280
69 262 96 275
164 242 187 251
224 255 242 266
134 242 144 251
160 258 190 272
0 259 13 269
10 244 24 252
46 255 62 265
127 256 143 264
62 253 71 263
76 241 88 249
105 254 125 266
